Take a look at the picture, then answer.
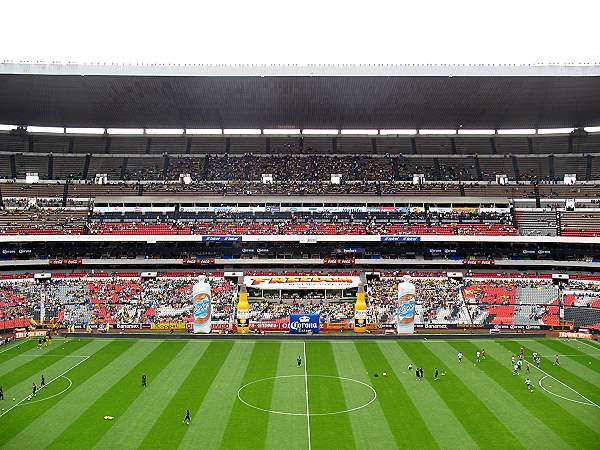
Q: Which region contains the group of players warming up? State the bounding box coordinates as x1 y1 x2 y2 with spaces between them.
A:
404 345 546 393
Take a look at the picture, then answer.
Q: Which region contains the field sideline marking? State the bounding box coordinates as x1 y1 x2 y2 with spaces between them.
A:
303 341 311 450
527 359 600 409
0 338 30 354
575 339 600 353
1 353 91 359
0 355 90 418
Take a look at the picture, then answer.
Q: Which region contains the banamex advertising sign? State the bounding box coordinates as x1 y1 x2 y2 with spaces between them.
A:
289 313 320 334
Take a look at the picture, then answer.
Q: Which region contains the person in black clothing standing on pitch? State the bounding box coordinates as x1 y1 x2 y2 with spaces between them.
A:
297 355 302 367
142 373 147 387
183 409 191 425
0 385 4 400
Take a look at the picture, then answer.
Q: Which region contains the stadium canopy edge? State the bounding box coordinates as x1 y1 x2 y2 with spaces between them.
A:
1 62 600 77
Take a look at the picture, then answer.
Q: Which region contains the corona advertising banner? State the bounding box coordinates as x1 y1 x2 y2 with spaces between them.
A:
236 286 250 333
354 285 367 333
290 313 320 334
396 277 416 334
192 279 212 334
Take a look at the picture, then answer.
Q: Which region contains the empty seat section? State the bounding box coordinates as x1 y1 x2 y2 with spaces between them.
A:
87 156 124 179
494 137 529 155
53 155 86 179
454 137 493 155
15 154 48 178
479 156 515 180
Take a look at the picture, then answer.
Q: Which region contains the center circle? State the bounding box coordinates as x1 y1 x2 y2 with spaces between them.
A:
237 374 377 416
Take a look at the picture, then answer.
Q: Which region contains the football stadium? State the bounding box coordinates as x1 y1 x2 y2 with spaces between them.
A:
0 62 599 450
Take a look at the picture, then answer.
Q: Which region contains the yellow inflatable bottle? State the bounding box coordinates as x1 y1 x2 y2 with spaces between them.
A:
236 285 250 333
354 285 367 333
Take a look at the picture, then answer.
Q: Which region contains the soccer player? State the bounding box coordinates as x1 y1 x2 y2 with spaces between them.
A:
183 409 191 425
0 385 3 400
518 353 523 362
434 368 439 381
481 348 486 359
554 354 560 365
297 356 302 367
512 363 518 375
517 359 523 371
519 346 525 357
532 351 538 360
41 374 45 387
525 377 533 392
535 356 541 368
476 351 481 363
408 363 413 371
525 362 530 374
419 368 424 380
511 355 516 366
32 382 37 397
142 374 147 387
415 367 420 381
457 352 463 363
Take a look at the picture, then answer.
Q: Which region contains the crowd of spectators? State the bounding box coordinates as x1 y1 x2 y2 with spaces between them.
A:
2 274 600 329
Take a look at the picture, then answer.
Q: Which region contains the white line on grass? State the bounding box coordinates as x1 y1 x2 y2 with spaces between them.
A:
303 341 311 450
527 359 600 409
2 354 90 359
0 338 29 354
24 376 73 405
0 355 89 418
576 339 600 353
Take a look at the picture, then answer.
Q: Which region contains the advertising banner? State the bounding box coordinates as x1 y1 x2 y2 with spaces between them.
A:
397 279 416 334
201 235 242 242
150 322 187 330
244 275 360 290
290 313 320 334
192 280 212 334
380 236 421 242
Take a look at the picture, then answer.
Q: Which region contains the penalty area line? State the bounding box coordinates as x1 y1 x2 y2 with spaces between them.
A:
527 358 600 409
0 354 90 418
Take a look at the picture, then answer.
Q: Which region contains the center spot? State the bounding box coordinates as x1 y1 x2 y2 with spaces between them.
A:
237 375 377 416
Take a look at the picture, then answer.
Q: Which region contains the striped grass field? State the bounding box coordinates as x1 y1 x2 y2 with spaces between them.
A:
0 336 599 449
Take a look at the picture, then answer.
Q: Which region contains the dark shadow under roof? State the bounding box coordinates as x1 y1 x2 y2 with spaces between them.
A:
0 64 598 129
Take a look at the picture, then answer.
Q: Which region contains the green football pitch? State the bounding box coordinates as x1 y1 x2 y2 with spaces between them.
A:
0 336 599 450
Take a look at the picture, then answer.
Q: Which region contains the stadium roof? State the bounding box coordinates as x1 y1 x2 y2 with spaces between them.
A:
1 63 599 130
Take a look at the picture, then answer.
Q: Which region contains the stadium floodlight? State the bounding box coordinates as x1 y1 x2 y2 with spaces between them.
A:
223 129 262 135
496 129 536 135
107 128 145 135
185 129 223 135
0 124 18 131
418 129 457 135
27 126 64 133
145 129 184 135
379 129 417 135
536 128 574 135
66 127 105 134
340 129 378 135
263 129 301 135
584 126 600 133
457 129 496 135
302 129 339 135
